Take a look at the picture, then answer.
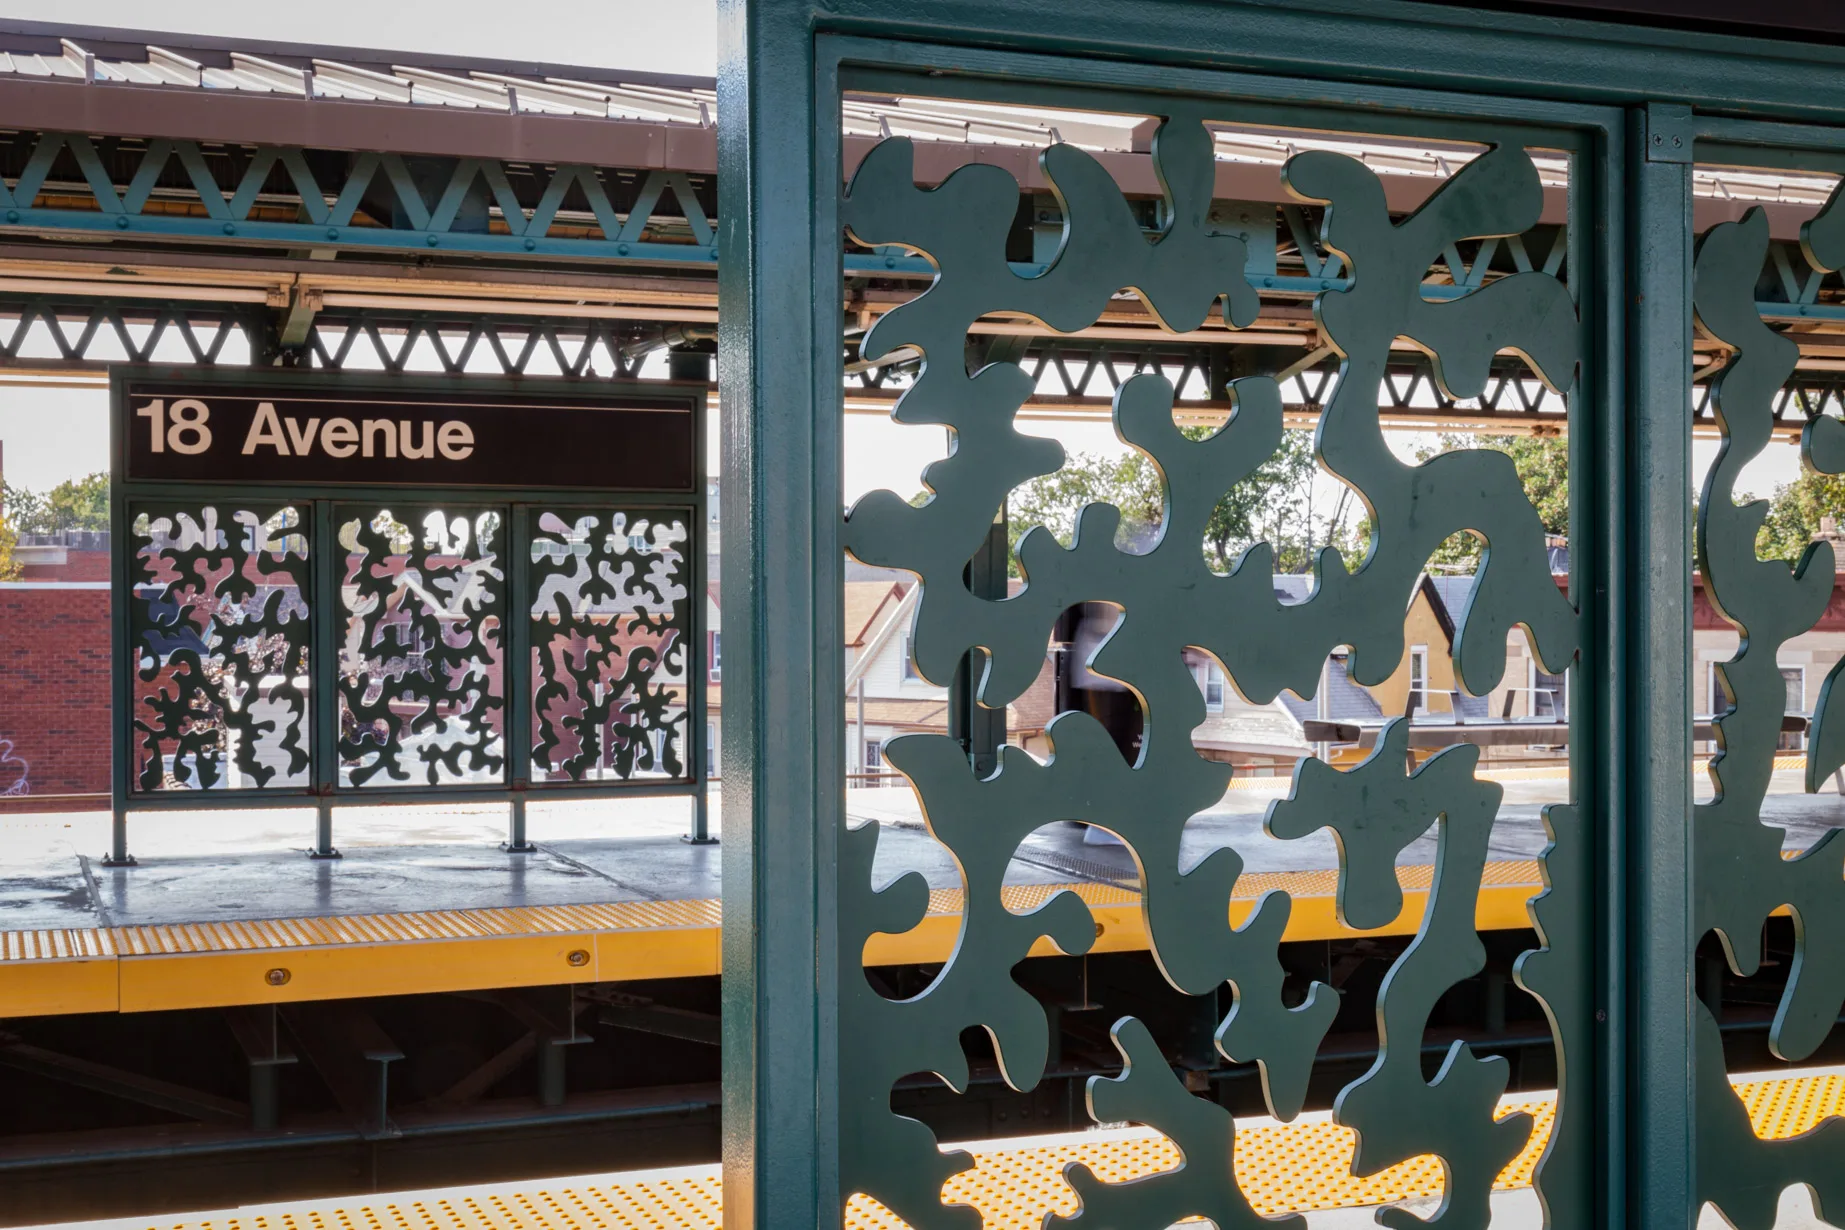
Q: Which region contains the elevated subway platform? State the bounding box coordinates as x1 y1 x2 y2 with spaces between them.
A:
0 765 1835 1017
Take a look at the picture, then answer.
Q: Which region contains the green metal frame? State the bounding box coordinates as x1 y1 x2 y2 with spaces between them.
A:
108 364 708 861
713 2 1845 1229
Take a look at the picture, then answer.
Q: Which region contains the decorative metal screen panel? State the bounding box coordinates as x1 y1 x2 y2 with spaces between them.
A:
336 503 509 789
1689 165 1845 1229
831 97 1587 1229
528 508 694 783
126 502 312 793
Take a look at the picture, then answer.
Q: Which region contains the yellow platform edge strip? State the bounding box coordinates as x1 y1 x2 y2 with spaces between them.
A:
99 1072 1842 1230
0 865 1545 1016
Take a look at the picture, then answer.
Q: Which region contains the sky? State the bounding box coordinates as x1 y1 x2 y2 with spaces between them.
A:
2 0 718 76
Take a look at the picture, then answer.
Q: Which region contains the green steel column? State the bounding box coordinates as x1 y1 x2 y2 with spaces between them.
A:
717 1 840 1228
1625 102 1696 1230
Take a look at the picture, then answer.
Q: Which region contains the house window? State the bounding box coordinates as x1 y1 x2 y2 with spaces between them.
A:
864 740 884 774
628 532 652 554
1781 665 1806 751
706 722 717 778
708 632 722 683
1408 645 1428 715
901 634 920 681
1196 661 1225 712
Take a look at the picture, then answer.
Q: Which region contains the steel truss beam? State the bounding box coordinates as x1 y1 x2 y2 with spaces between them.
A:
4 294 1834 438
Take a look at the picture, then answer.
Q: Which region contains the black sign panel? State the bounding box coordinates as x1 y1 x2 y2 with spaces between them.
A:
119 380 698 491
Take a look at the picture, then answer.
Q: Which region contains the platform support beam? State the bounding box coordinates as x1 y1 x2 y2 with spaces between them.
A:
718 0 841 1225
1623 102 1697 1230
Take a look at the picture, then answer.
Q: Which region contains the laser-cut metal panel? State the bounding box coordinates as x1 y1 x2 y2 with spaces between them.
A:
336 503 508 788
834 97 1585 1230
528 508 694 783
126 502 312 792
1691 190 1845 1230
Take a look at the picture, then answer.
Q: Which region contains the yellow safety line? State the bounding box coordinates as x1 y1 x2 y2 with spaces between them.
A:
106 1072 1844 1230
0 863 1546 1016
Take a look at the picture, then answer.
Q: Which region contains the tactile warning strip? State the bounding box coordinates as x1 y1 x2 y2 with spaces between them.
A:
0 864 1546 1015
93 1072 1843 1230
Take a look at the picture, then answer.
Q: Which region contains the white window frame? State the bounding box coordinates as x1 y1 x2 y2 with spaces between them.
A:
1194 659 1225 713
709 631 722 683
901 633 920 681
1780 663 1807 752
1408 644 1428 714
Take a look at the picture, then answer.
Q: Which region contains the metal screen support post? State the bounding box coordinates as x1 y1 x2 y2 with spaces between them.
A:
719 0 842 1222
506 795 535 853
1625 101 1696 1230
309 797 340 860
685 782 715 844
950 511 1008 777
101 807 135 867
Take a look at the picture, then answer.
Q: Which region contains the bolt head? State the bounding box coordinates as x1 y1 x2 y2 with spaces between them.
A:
426 234 439 247
327 228 339 240
115 215 129 229
4 210 15 223
567 949 591 968
223 223 236 235
617 242 630 256
265 967 291 987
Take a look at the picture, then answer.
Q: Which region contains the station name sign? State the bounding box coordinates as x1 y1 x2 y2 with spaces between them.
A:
119 379 698 491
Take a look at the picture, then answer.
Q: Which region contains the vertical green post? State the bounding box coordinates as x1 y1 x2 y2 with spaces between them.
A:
1625 101 1696 1230
717 1 840 1227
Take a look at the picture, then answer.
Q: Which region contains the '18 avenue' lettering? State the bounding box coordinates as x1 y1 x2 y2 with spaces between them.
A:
242 402 474 461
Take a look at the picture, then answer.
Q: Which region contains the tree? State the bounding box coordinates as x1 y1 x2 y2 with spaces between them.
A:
1005 427 1345 575
1755 470 1845 563
0 506 19 582
0 473 109 535
1415 433 1568 570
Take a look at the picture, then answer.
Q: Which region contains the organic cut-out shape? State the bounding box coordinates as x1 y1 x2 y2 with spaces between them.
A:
1692 196 1845 1227
1058 1016 1297 1230
529 510 692 782
836 109 1582 1230
129 504 312 791
337 505 506 787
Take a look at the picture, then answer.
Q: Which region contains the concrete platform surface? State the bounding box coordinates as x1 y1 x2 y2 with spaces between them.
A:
0 767 1833 934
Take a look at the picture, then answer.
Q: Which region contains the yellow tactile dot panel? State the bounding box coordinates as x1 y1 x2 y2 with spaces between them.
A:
118 1073 1844 1230
1735 1070 1845 1139
843 1100 1557 1229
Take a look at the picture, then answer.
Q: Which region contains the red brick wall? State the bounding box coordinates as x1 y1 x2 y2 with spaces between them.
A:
0 586 110 811
19 549 110 583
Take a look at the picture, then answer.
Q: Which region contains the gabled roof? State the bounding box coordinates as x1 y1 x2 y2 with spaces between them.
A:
1276 656 1385 725
845 580 909 648
1412 572 1458 647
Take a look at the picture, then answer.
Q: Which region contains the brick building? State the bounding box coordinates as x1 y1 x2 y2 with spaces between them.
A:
0 580 110 810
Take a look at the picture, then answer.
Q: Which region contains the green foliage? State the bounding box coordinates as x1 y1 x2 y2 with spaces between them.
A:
1416 433 1568 570
1755 469 1845 563
1 472 109 535
0 507 18 582
1006 427 1345 575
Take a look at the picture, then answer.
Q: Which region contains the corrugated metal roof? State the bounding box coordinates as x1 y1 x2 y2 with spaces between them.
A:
2 26 1831 207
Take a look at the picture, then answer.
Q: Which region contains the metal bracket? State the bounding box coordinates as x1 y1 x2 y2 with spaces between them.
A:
1646 103 1693 163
